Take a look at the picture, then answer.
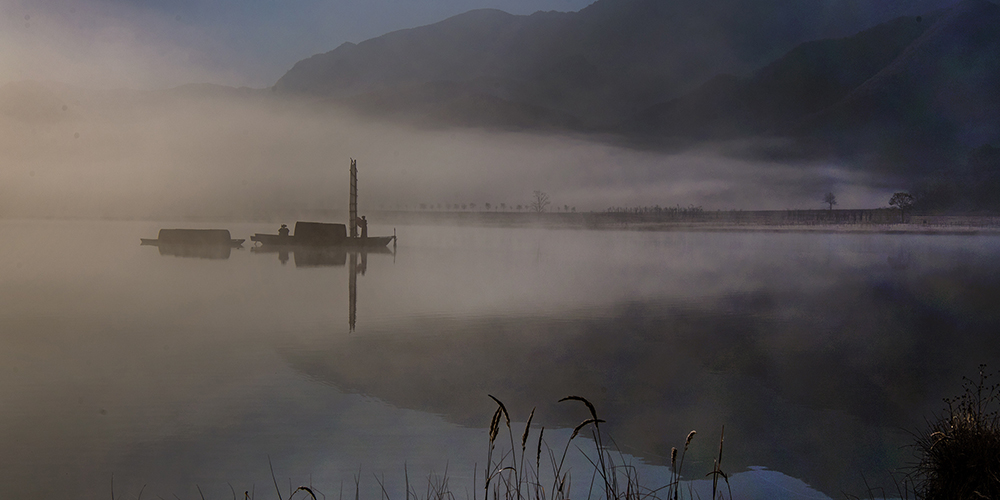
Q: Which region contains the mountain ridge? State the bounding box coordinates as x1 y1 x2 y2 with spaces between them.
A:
798 0 1000 169
619 0 1000 174
274 0 956 127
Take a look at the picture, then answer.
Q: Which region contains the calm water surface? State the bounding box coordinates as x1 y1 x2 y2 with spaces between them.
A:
1 219 998 499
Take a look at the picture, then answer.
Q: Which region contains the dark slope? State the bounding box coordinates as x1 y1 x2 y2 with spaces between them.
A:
274 0 953 128
274 9 543 97
625 0 1000 173
625 13 940 139
336 80 585 130
803 0 1000 169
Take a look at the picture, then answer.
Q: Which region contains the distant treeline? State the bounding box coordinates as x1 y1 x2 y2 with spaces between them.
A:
597 208 902 224
371 207 929 228
605 204 705 214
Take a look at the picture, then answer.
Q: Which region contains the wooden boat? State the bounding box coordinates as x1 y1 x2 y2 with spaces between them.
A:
141 228 244 247
251 159 395 249
140 229 244 259
251 221 393 248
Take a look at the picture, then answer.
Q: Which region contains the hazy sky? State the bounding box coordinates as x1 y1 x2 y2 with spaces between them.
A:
0 0 916 216
1 0 593 89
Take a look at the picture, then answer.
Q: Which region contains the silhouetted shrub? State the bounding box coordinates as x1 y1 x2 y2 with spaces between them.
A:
913 365 1000 500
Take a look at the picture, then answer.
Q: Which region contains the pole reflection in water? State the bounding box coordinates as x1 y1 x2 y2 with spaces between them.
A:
349 251 357 331
349 251 371 331
251 244 392 331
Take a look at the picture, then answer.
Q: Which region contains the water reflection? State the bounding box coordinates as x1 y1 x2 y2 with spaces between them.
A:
250 244 394 330
250 244 392 268
278 228 1000 497
149 243 234 259
350 252 359 330
5 221 998 500
887 249 912 270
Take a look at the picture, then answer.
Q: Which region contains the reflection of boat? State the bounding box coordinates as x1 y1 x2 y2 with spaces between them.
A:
250 159 395 249
251 244 347 267
250 240 393 331
251 243 393 267
141 229 244 260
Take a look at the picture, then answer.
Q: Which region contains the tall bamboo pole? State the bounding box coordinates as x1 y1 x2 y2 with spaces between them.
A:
349 158 358 238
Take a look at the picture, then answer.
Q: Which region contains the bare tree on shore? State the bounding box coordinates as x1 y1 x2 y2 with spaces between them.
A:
889 192 915 222
823 192 837 210
530 190 551 213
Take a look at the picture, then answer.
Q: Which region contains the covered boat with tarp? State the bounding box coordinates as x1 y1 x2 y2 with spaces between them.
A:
251 158 395 249
140 229 245 259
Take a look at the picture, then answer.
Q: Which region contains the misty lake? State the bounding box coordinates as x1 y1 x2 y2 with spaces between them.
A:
1 219 998 500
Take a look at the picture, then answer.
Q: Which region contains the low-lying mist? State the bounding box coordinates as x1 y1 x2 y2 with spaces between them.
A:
0 81 900 221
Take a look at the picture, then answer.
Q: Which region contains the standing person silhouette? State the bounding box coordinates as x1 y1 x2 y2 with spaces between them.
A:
278 224 290 237
358 216 368 239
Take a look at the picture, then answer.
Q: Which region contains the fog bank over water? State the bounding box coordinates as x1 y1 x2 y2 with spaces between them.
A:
0 83 897 220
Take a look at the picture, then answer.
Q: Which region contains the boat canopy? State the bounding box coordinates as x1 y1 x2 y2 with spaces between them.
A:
294 222 347 242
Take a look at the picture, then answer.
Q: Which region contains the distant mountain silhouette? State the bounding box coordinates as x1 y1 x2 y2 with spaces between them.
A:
627 0 1000 171
803 0 1000 170
274 0 953 128
625 13 941 139
337 80 585 130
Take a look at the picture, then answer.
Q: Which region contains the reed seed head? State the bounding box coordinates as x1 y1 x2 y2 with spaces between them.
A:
670 447 677 469
489 407 502 443
685 430 697 449
489 394 511 428
570 418 605 441
521 407 535 451
559 396 598 421
536 426 544 465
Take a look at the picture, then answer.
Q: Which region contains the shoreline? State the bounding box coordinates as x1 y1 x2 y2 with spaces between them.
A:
6 211 1000 235
368 210 1000 235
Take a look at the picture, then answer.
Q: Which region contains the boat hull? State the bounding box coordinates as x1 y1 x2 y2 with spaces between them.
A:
141 238 245 247
251 233 394 248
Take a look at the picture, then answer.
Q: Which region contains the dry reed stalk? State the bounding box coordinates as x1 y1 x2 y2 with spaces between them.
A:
517 407 536 500
672 431 696 500
536 426 545 500
706 425 730 500
559 396 611 500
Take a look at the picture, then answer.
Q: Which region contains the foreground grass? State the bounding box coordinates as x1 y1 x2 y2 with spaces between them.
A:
478 395 730 500
269 371 1000 500
120 369 999 500
850 365 1000 500
912 365 1000 500
224 395 730 500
